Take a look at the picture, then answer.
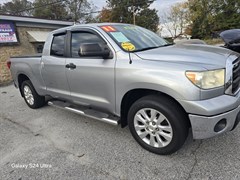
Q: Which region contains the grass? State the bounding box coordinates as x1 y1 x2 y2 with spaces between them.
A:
204 38 225 45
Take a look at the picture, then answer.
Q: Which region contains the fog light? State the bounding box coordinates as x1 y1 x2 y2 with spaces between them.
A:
214 119 227 132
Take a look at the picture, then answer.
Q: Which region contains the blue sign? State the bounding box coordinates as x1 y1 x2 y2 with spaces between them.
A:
0 21 18 43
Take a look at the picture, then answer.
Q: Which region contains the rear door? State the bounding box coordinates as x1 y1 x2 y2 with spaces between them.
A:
65 29 116 113
41 32 71 99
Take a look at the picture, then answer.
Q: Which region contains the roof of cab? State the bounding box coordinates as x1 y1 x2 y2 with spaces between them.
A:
51 23 131 34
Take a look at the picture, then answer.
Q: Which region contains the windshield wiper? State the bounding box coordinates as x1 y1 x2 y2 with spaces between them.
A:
133 43 174 52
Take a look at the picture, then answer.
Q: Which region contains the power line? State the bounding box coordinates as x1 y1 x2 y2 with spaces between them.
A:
0 0 102 17
18 0 68 13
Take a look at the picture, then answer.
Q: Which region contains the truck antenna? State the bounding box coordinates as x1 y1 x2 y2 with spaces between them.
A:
128 49 133 64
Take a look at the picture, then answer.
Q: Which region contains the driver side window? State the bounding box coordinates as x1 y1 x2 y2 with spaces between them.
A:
71 32 105 58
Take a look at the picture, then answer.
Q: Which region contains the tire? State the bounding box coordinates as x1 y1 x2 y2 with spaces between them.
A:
21 80 45 109
128 95 189 155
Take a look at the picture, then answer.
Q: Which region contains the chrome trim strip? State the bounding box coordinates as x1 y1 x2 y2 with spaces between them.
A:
48 101 119 126
225 55 240 95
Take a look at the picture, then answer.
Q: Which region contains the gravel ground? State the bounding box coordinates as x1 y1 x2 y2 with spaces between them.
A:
1 84 240 180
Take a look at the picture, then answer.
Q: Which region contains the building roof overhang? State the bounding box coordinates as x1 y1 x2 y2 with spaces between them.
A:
0 14 73 27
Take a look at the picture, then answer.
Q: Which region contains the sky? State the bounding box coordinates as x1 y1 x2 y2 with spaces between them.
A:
92 0 187 17
0 0 186 17
152 0 187 15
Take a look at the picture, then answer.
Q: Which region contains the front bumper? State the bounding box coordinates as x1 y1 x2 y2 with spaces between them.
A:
189 106 240 139
179 91 240 139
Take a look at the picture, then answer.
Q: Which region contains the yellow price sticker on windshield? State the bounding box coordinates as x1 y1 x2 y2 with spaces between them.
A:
121 42 136 51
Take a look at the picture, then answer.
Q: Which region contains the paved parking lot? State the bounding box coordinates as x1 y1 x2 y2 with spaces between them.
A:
1 84 240 180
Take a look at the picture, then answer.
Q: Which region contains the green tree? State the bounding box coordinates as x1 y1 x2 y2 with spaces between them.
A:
0 0 33 16
98 0 159 32
33 0 68 20
136 8 159 32
186 0 240 38
97 7 112 22
187 0 215 38
214 0 240 31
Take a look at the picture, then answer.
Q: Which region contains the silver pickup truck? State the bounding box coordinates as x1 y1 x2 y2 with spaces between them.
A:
8 23 240 155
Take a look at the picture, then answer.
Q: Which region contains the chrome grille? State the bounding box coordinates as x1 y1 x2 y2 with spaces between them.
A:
232 57 240 94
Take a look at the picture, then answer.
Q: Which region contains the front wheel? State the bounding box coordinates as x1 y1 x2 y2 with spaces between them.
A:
128 95 189 155
21 80 45 109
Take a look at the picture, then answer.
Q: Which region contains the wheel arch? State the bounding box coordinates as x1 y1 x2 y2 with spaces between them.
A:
18 74 30 97
120 88 190 128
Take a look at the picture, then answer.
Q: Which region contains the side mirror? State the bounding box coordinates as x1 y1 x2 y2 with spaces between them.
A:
79 43 111 59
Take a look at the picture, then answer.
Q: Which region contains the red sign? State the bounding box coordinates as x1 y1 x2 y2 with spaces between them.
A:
100 26 116 32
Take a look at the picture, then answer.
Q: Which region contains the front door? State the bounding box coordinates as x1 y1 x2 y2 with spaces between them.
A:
65 30 115 113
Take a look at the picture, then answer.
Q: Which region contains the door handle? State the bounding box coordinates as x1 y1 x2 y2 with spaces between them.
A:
66 63 76 69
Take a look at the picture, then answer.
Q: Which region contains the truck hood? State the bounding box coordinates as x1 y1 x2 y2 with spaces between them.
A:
135 44 234 69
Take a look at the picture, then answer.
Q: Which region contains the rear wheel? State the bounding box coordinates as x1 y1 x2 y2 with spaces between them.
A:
21 80 45 109
128 95 189 155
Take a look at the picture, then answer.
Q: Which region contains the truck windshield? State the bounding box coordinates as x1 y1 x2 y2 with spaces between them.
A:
100 25 170 52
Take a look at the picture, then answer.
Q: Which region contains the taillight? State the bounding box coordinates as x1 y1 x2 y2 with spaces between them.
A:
7 60 11 69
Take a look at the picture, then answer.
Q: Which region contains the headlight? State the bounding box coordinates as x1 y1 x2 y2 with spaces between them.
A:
186 69 225 89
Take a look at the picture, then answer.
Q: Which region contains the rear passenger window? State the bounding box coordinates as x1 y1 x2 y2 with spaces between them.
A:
51 34 66 57
71 32 105 58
